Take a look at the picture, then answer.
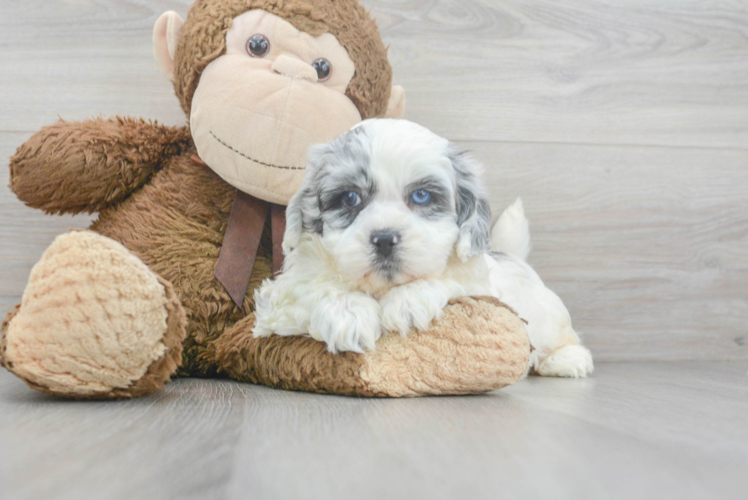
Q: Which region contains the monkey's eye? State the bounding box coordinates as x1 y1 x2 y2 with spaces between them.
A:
312 58 332 82
411 189 432 205
246 34 270 58
342 191 361 208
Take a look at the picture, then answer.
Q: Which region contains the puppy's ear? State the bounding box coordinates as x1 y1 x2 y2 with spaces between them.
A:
283 144 326 254
283 189 307 254
451 150 492 262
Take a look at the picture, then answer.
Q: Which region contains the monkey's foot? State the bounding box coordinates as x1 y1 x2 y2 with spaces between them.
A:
0 231 186 399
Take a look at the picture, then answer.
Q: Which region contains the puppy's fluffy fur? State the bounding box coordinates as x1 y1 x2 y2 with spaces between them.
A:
254 119 593 377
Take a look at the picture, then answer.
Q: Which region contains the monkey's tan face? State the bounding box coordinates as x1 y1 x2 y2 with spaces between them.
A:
190 10 362 204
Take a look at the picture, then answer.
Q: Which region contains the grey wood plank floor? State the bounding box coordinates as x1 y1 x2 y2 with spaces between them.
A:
0 363 746 500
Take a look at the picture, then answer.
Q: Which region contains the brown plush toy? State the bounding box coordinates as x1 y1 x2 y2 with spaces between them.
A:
0 0 530 399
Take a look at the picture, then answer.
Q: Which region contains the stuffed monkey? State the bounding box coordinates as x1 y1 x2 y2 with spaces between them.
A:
0 0 530 399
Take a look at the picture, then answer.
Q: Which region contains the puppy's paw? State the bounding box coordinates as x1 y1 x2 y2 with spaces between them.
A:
309 293 382 354
380 285 449 336
536 344 594 378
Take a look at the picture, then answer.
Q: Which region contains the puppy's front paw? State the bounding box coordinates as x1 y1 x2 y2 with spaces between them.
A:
380 285 449 336
309 293 382 354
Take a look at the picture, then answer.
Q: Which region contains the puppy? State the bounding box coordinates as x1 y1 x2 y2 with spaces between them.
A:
253 119 593 377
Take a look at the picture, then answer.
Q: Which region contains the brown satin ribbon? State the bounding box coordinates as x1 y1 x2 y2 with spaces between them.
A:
270 204 286 274
195 155 286 307
215 191 268 308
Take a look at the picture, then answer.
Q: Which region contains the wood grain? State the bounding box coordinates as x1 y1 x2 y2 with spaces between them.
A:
0 0 191 132
471 140 748 361
2 1 747 148
0 371 245 500
1 0 747 362
0 363 746 500
373 0 748 147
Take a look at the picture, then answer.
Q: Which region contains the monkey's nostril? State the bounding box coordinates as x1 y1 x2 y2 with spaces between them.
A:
371 231 399 257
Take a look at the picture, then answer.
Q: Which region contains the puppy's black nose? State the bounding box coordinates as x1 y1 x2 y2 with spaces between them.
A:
371 231 399 257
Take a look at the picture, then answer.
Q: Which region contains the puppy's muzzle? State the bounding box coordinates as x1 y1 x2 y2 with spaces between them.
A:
371 231 400 258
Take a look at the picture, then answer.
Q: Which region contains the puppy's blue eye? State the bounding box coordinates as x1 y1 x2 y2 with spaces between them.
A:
411 189 431 205
342 191 361 208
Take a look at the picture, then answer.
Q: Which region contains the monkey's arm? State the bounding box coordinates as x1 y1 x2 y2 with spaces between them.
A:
211 296 530 397
9 117 191 214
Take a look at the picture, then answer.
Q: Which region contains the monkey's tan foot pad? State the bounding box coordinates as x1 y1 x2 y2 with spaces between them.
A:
0 231 186 399
214 296 530 397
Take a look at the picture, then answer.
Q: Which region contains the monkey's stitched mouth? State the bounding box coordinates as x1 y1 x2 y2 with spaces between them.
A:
210 131 305 171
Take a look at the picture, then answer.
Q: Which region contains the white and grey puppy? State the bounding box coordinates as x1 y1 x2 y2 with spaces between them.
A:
253 119 593 377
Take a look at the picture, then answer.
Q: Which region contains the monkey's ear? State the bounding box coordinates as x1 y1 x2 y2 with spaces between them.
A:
153 11 185 81
385 85 406 119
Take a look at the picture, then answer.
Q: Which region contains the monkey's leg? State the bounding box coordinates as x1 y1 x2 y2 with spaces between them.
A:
0 231 186 399
211 297 530 397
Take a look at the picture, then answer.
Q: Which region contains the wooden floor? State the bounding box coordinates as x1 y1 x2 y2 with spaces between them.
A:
0 362 745 500
1 1 747 499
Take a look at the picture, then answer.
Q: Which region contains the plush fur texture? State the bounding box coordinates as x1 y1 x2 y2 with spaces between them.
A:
8 118 257 377
1 231 187 398
188 9 365 203
213 296 529 397
174 0 391 119
90 143 270 376
3 119 531 395
1 0 532 398
9 117 191 215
